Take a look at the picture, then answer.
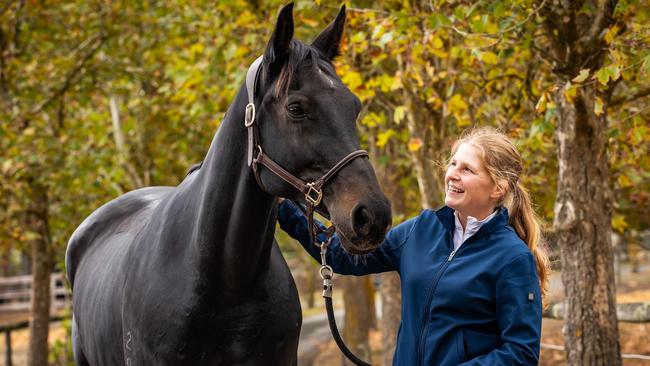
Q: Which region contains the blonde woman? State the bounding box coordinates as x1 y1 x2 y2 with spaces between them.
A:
278 127 550 365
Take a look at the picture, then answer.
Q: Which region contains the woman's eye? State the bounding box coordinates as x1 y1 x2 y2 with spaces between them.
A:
287 103 305 118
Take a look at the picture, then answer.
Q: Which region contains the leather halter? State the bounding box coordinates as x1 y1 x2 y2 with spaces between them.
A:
243 56 368 243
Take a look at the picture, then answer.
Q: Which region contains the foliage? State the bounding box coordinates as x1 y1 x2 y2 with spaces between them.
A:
0 0 647 362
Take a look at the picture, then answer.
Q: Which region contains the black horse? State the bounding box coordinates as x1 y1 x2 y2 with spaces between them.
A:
65 4 391 365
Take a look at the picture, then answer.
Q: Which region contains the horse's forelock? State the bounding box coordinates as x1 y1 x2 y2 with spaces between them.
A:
272 41 330 99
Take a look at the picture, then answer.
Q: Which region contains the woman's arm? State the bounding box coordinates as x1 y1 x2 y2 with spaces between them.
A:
278 200 415 275
459 252 542 366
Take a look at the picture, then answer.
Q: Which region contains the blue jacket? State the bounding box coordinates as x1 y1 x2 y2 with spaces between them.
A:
278 201 541 365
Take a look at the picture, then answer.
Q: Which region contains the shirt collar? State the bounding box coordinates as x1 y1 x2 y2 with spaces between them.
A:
453 210 498 249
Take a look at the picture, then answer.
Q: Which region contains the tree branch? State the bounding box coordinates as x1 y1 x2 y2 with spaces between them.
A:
587 0 619 45
610 87 650 107
16 33 108 125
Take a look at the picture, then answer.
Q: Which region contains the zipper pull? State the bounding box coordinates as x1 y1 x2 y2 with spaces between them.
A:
448 250 457 262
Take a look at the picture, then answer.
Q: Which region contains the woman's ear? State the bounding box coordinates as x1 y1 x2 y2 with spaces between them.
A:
491 181 507 202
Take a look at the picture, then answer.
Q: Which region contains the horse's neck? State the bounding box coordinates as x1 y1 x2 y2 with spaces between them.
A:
174 86 277 292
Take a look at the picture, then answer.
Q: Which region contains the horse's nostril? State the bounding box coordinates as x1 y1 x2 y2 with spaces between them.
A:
352 205 372 237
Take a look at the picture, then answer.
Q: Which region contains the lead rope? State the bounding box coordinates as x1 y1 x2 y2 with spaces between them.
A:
319 235 372 366
290 200 372 366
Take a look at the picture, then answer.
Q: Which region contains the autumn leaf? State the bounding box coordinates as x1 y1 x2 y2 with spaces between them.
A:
572 69 590 83
408 137 423 152
481 51 498 65
536 93 547 113
393 106 407 124
594 96 604 116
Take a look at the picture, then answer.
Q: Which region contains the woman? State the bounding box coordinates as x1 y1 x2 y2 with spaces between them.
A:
278 127 550 365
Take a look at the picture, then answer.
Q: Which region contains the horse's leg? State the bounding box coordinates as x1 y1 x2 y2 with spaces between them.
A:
72 315 90 366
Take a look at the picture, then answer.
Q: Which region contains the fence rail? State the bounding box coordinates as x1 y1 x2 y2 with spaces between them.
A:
0 273 70 313
544 301 650 322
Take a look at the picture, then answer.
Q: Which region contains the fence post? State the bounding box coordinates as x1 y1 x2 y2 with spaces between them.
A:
5 328 11 366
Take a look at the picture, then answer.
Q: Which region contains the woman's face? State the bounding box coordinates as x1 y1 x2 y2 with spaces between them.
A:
444 143 502 221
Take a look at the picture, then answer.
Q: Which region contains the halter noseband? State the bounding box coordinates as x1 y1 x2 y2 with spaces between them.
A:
244 56 368 242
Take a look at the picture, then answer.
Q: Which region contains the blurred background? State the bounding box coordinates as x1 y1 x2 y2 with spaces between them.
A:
0 0 648 365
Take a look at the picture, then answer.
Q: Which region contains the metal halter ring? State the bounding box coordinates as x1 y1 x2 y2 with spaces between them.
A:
305 183 323 206
320 265 333 280
244 103 256 127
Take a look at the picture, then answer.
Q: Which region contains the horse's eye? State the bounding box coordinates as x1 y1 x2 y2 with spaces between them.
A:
286 103 305 119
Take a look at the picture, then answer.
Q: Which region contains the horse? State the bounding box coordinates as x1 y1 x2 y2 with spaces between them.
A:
65 4 392 365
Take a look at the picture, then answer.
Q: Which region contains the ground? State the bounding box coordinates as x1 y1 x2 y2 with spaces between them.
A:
0 265 648 365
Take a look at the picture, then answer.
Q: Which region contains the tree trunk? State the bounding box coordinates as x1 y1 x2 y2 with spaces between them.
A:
539 1 622 364
553 88 621 366
26 176 52 366
342 275 373 365
368 146 405 365
380 272 401 366
404 93 444 209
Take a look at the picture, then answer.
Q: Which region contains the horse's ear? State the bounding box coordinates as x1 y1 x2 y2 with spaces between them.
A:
311 5 346 60
264 3 294 75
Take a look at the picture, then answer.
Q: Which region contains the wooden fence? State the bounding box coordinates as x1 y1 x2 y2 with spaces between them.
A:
0 273 71 313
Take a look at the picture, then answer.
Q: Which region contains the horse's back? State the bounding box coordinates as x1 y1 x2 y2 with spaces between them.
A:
66 186 172 285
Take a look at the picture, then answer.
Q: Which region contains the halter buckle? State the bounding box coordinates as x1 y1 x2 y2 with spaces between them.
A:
244 103 256 127
305 183 323 206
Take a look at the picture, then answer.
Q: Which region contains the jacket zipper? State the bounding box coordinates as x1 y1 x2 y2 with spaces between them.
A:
416 247 457 365
415 229 492 365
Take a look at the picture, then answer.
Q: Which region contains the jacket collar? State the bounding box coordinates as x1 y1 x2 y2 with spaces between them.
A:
436 205 510 239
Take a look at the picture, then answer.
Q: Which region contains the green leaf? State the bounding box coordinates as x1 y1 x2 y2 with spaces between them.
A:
572 69 590 83
594 96 604 116
394 106 407 124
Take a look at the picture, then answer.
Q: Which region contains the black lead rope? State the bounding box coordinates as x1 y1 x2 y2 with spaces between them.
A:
289 200 372 365
318 237 372 366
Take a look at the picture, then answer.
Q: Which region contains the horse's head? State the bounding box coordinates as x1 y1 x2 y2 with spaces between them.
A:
253 3 391 254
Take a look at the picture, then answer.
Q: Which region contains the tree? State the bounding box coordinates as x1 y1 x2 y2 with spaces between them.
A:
534 0 645 363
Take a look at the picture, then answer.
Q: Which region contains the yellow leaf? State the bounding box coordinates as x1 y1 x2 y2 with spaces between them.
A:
604 24 620 44
432 36 444 50
408 138 423 152
448 94 468 116
594 96 604 116
612 214 628 232
535 93 547 113
572 69 590 83
2 159 12 174
301 17 319 27
376 130 396 148
617 174 633 188
456 117 472 128
481 51 498 65
342 71 363 90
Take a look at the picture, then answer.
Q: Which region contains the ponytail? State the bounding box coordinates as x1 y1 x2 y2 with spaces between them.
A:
507 181 551 309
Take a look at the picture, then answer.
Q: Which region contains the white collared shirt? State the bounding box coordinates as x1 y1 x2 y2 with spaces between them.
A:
453 210 498 251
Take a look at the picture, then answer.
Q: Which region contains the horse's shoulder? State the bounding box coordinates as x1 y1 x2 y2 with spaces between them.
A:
65 187 174 286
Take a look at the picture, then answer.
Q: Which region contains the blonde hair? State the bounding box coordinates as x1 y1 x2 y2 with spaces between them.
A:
450 127 551 308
